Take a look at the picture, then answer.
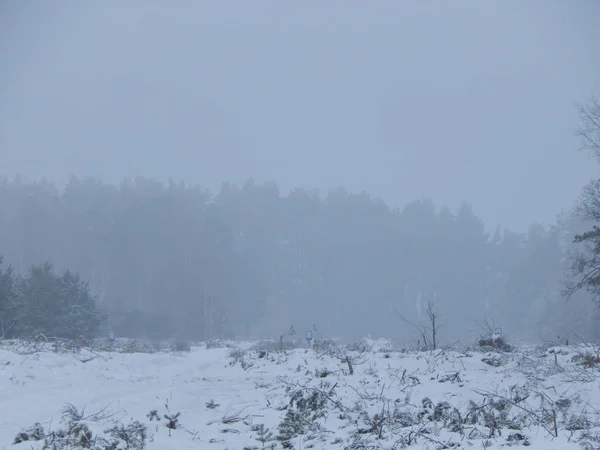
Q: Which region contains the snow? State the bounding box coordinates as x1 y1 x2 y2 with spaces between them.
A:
1 338 599 449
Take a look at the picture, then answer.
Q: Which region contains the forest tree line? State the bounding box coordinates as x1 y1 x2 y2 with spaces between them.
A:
0 174 597 344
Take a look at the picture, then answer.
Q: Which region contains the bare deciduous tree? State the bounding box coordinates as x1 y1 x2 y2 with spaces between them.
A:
397 299 441 350
325 341 371 375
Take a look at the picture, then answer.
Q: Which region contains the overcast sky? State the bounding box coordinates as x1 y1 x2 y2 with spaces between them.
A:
1 1 599 231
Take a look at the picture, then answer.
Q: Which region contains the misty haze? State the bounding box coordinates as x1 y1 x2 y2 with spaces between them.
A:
1 2 600 450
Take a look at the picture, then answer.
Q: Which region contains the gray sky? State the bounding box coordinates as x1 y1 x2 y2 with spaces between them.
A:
1 1 599 231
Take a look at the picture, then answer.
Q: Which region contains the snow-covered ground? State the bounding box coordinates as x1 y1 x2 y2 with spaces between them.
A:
1 338 600 449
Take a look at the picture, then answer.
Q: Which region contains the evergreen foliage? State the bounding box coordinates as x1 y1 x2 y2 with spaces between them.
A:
0 169 596 342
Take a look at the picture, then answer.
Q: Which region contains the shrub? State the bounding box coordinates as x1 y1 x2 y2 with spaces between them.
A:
120 339 157 354
206 399 220 410
276 384 332 447
13 403 148 450
311 339 337 354
478 334 513 352
206 338 226 349
571 351 600 369
171 339 191 352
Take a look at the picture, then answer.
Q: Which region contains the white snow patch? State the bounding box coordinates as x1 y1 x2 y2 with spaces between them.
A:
0 339 599 449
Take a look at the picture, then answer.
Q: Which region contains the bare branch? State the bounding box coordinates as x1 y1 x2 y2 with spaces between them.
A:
395 299 441 350
0 318 14 340
395 309 430 350
576 96 600 161
325 341 372 375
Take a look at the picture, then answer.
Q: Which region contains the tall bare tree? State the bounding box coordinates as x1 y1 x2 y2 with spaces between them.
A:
397 299 441 350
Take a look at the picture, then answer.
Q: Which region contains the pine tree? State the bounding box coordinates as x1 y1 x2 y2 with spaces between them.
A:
0 256 16 338
565 97 600 304
15 262 103 339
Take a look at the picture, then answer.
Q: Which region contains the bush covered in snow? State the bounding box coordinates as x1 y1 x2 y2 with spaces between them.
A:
14 404 147 450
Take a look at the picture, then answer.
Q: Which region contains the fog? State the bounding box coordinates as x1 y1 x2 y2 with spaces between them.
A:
1 2 600 345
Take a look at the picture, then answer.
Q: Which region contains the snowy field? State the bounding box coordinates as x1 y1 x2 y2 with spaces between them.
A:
1 337 600 450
